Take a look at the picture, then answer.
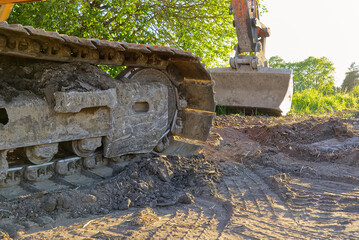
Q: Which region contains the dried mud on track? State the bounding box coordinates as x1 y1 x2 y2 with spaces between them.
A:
1 112 359 239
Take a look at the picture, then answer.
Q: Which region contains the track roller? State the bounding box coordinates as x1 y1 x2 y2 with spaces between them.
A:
25 143 58 165
69 137 102 157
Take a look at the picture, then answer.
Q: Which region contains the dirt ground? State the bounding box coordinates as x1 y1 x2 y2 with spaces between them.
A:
1 112 359 239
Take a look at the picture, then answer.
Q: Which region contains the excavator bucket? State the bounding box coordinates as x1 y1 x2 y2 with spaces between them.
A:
211 67 293 116
210 0 294 116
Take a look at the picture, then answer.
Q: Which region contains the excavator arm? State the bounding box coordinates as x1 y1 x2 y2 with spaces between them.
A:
232 0 269 54
210 0 293 116
230 0 271 69
0 4 13 21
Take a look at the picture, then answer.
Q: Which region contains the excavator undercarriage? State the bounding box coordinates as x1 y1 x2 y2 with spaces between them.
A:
0 0 292 196
0 22 215 191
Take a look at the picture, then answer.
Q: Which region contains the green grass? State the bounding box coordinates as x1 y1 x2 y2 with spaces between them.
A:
290 88 359 115
215 86 359 116
215 106 244 116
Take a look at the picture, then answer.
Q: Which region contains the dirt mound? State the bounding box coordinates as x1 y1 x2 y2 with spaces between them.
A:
0 154 221 237
1 113 359 239
210 113 359 165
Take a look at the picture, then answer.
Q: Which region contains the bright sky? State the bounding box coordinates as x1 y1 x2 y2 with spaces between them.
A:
261 0 359 86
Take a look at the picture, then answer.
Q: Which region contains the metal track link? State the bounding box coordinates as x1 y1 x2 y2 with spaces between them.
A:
0 152 116 200
0 21 197 67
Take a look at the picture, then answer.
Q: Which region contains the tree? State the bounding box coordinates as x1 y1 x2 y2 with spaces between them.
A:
341 62 359 92
8 0 268 70
269 56 335 93
8 0 239 69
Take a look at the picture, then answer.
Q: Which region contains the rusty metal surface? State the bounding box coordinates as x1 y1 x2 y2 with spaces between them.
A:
230 0 271 66
120 42 151 53
91 39 125 51
0 21 197 67
231 0 256 53
23 26 63 40
0 21 28 34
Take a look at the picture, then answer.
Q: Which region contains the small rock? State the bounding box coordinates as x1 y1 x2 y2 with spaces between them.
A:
161 191 170 199
118 198 131 210
57 195 71 209
37 216 55 226
82 194 97 203
130 172 139 179
22 221 39 229
44 197 57 212
72 212 80 218
177 193 195 204
149 159 173 182
149 200 157 208
22 66 33 75
99 208 110 215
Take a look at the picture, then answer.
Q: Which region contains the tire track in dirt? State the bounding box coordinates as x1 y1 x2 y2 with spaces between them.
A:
137 199 229 240
138 208 190 240
280 177 359 238
217 163 330 239
180 202 223 240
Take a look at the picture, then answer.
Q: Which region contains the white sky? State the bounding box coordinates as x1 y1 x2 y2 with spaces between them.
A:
261 0 359 86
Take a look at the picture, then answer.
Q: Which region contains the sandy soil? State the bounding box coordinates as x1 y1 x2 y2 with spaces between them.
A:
1 112 359 239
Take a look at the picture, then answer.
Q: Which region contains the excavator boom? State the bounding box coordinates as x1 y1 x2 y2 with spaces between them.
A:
211 0 293 116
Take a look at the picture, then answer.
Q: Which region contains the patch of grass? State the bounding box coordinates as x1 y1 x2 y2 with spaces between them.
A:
290 89 359 115
216 88 359 117
215 106 268 116
215 106 240 115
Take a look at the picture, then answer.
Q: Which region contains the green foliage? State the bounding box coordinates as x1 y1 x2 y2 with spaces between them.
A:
8 0 237 69
215 106 246 116
341 62 359 92
290 89 359 115
269 56 335 93
352 85 359 97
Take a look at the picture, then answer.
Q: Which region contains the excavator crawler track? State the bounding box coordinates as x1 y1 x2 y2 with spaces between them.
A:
0 21 215 198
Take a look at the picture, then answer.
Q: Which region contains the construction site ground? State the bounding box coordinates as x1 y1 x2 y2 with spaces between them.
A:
1 112 359 239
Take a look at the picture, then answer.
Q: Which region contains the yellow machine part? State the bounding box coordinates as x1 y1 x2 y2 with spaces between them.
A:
0 4 14 21
0 0 43 21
